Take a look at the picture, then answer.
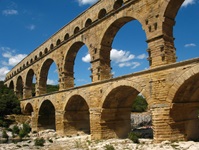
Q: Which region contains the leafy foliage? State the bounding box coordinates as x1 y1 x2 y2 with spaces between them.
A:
128 132 140 143
31 83 59 95
2 130 9 139
132 95 148 112
46 84 59 93
104 144 115 150
34 137 45 146
19 123 31 139
0 81 21 118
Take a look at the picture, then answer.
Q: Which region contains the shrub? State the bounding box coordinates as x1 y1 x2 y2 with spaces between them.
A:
128 132 140 143
34 137 45 146
18 123 31 139
12 125 20 135
132 95 148 112
104 144 115 150
2 130 9 139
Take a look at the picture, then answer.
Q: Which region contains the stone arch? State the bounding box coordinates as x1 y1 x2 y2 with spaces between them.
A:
63 41 91 88
9 80 14 90
16 76 23 99
113 0 124 10
24 103 33 115
50 44 54 50
98 8 107 19
38 58 59 95
38 100 56 131
56 39 61 46
44 48 48 54
100 81 149 139
39 51 43 57
63 94 90 135
85 18 92 27
167 64 199 103
74 26 80 34
99 16 147 78
168 64 199 141
34 55 38 61
25 69 36 98
64 33 69 40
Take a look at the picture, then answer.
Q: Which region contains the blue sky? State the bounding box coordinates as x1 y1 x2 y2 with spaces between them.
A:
0 0 199 87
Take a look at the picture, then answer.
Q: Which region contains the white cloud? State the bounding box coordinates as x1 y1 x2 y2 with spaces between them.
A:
118 62 141 69
0 67 10 81
47 79 56 85
184 43 196 47
82 49 135 64
26 24 36 31
111 49 135 63
1 49 27 66
3 53 27 66
137 53 147 59
182 0 196 7
82 53 91 63
81 49 144 70
2 9 18 16
78 0 98 5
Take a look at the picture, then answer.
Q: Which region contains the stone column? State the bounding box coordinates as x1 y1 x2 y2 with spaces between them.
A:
90 108 102 140
23 86 32 99
151 104 185 143
145 15 176 68
35 77 46 96
55 110 65 135
91 45 112 82
31 111 38 132
59 71 74 90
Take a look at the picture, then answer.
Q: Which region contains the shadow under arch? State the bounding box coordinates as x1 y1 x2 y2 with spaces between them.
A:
24 103 33 115
63 95 90 135
101 84 149 139
38 58 59 95
9 80 14 90
38 100 56 131
25 69 36 98
169 68 199 141
16 76 23 99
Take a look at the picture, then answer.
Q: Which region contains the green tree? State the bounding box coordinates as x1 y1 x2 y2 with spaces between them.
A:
132 95 148 112
0 81 21 118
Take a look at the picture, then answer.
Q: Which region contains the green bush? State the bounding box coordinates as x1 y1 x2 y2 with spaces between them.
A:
0 81 21 118
128 132 140 143
12 125 20 135
104 144 115 150
34 137 45 146
18 123 31 139
132 95 148 112
2 130 9 139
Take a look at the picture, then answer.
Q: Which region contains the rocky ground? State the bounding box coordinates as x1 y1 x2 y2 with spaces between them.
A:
1 129 199 150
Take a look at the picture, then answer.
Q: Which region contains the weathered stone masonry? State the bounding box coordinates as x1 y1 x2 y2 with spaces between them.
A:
4 0 199 142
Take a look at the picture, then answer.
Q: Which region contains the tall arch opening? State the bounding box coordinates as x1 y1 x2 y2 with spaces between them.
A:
101 86 151 139
9 81 14 90
16 76 23 99
173 1 199 61
38 100 56 131
24 103 33 115
39 59 59 95
64 95 90 135
170 73 199 141
25 69 36 98
64 42 91 87
101 17 148 78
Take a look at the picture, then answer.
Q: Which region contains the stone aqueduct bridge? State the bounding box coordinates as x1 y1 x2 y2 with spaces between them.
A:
4 0 199 142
